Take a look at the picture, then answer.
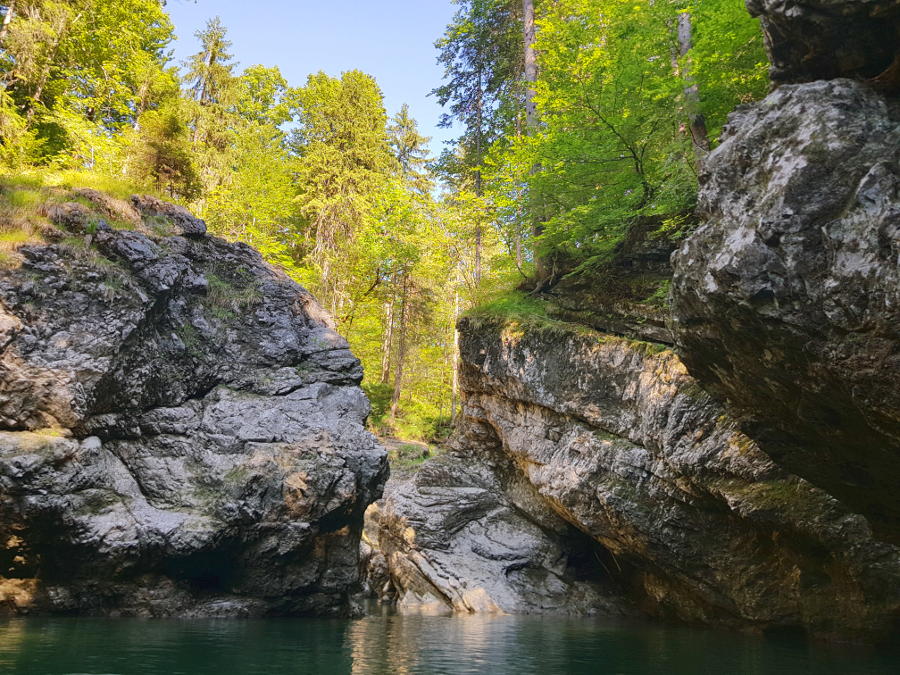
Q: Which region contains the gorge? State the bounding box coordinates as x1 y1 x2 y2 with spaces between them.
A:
0 0 898 657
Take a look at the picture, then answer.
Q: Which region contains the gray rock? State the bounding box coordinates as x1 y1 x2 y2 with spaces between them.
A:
131 195 207 237
367 449 631 616
73 188 142 226
376 316 900 640
44 202 93 232
671 79 900 541
0 220 387 617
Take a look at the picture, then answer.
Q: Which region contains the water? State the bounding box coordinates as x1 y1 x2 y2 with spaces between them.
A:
1 613 897 674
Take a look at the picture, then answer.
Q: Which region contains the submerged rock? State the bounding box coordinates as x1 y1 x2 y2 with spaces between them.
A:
671 79 900 542
0 199 386 617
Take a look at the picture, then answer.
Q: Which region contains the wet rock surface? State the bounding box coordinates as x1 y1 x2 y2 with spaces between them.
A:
369 317 900 640
0 201 386 617
671 79 900 542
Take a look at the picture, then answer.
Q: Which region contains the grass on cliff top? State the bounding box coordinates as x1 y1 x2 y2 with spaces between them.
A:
7 169 153 201
0 170 163 268
464 291 550 323
465 290 670 355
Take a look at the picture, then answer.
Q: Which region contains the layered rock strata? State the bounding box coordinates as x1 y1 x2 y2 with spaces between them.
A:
371 316 900 640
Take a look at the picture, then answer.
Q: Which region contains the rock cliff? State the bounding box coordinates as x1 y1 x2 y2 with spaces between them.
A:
746 0 900 87
370 316 900 640
0 194 387 616
671 79 900 543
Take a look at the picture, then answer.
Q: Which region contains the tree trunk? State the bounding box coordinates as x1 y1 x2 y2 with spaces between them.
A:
523 0 538 132
473 70 484 287
677 12 710 163
450 281 460 423
389 274 410 419
0 1 15 45
473 220 482 287
523 0 548 284
380 299 394 384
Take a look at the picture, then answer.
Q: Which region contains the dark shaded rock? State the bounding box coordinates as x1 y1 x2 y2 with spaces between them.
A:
0 218 386 617
538 215 690 344
671 79 900 542
131 195 207 237
747 0 900 86
44 202 93 232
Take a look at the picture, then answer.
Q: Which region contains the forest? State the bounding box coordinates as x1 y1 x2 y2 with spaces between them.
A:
0 0 769 441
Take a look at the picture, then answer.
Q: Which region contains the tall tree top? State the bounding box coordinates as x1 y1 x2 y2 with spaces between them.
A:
388 104 433 194
184 16 234 105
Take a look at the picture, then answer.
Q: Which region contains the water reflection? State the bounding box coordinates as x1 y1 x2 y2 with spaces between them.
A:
0 613 897 674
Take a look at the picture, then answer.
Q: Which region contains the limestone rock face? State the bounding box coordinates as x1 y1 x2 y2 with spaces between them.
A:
366 448 631 616
373 317 900 640
671 79 900 541
746 0 900 86
0 202 386 617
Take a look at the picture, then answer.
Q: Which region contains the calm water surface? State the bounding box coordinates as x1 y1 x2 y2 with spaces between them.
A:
1 613 897 674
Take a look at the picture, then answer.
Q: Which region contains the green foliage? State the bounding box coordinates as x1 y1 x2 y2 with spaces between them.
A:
470 0 767 277
0 0 771 440
433 0 524 181
127 103 200 199
1 0 177 168
464 291 549 323
204 272 261 319
183 17 234 106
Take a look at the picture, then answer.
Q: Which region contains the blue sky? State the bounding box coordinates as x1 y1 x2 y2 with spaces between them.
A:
165 0 458 155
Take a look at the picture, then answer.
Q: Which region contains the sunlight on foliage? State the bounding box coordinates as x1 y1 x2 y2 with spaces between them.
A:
0 0 768 439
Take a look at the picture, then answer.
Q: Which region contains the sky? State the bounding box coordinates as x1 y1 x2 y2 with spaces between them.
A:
165 0 458 155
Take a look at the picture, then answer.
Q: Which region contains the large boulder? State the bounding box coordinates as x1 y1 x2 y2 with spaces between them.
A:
746 0 900 86
671 79 900 542
0 198 387 617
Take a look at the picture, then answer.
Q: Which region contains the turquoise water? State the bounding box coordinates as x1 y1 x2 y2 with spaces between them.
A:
1 614 897 674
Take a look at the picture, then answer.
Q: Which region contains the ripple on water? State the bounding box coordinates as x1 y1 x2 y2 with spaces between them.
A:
1 614 898 675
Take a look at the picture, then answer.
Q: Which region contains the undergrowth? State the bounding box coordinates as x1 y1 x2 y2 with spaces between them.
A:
204 271 262 319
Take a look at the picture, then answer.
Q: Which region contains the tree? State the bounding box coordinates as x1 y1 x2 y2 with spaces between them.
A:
433 0 523 285
184 17 234 107
0 0 176 167
388 103 432 195
127 102 200 199
0 1 17 44
676 9 710 164
234 64 292 127
522 0 537 132
290 70 396 314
